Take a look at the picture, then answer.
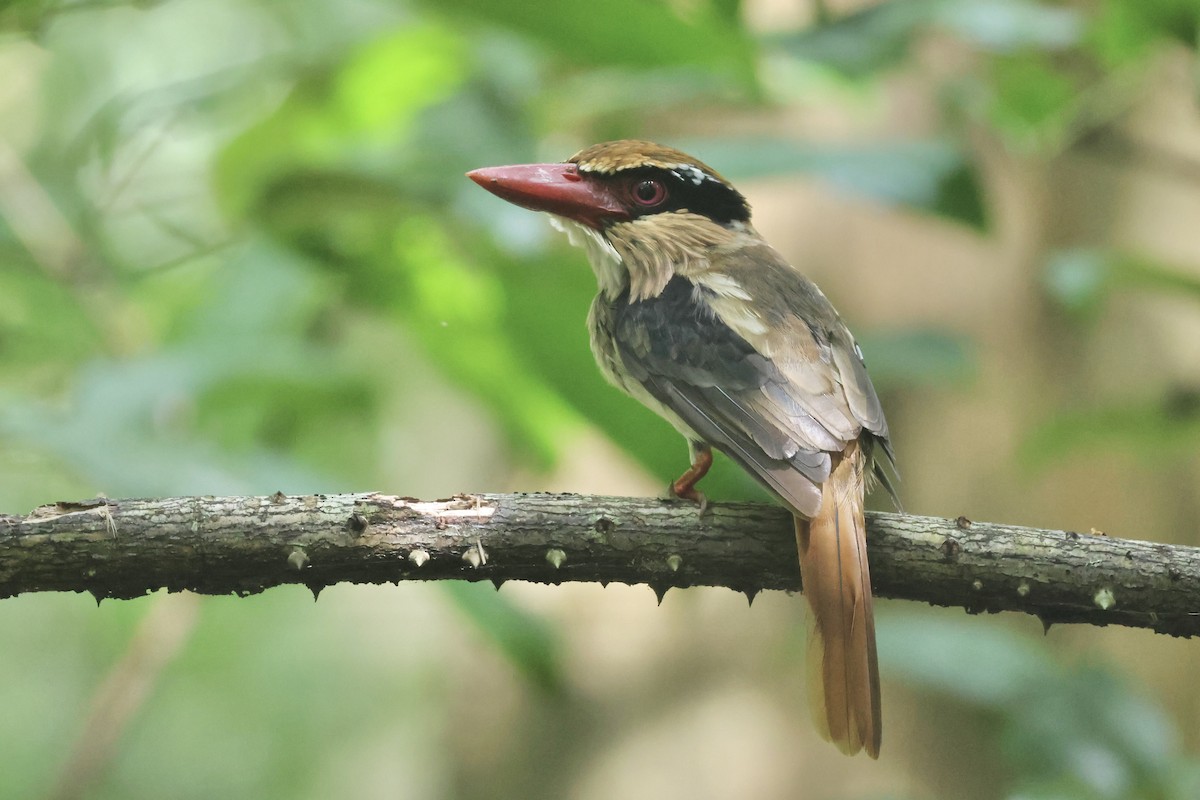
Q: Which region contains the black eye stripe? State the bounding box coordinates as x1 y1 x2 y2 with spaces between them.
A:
614 167 749 224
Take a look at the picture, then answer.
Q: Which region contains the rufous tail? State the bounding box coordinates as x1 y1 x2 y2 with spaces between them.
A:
794 440 881 757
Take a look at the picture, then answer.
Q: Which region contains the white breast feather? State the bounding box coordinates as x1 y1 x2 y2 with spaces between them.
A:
548 217 626 299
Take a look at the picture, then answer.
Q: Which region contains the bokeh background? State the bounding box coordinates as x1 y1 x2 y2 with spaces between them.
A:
1 0 1199 798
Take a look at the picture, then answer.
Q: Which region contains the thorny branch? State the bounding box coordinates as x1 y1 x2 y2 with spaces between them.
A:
1 492 1197 636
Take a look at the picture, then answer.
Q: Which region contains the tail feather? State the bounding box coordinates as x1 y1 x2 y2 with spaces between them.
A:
795 441 881 757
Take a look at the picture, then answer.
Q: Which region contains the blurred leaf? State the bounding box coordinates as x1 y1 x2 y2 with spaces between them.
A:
442 581 564 694
1044 248 1200 316
1043 248 1113 315
538 67 747 135
1019 389 1200 471
883 612 1193 799
986 54 1079 150
877 612 1056 706
680 137 988 228
388 216 584 466
857 329 976 388
1088 0 1200 66
243 168 586 469
426 0 756 81
216 21 467 218
0 0 54 35
1087 0 1165 66
0 258 100 367
929 161 988 229
1002 663 1178 799
178 237 334 339
1116 254 1200 300
0 381 328 498
938 0 1081 53
336 24 467 140
772 0 1080 79
710 0 741 26
1166 763 1200 800
771 0 939 78
0 241 370 495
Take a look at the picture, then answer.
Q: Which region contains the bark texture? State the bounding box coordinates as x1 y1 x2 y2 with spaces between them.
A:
1 492 1197 636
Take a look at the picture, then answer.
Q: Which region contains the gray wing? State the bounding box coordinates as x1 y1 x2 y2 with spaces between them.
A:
611 254 892 518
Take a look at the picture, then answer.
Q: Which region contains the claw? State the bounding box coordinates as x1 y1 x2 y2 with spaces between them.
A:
670 443 712 516
669 481 708 515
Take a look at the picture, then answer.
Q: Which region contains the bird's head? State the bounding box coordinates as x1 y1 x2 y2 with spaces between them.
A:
468 140 753 300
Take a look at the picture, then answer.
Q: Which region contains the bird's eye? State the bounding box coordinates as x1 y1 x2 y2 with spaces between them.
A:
631 178 667 207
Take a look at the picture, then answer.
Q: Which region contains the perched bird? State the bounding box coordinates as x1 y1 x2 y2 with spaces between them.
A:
467 140 897 757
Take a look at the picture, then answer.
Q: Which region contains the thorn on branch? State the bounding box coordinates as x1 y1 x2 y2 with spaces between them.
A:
462 541 487 569
347 513 368 535
287 548 308 571
940 537 961 560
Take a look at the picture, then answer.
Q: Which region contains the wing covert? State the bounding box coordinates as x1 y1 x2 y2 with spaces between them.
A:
611 272 888 517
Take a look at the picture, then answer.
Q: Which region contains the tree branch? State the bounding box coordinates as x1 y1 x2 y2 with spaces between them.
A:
1 492 1196 637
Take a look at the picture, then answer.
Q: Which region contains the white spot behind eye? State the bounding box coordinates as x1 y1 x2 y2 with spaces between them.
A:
670 165 706 186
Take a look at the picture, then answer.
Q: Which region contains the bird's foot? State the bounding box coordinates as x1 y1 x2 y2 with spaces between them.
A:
670 445 713 517
669 479 709 516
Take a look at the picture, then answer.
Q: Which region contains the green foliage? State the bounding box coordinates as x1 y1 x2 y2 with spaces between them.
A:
857 329 976 388
880 612 1200 800
443 581 564 693
426 0 757 79
0 261 101 367
986 54 1081 149
773 0 1083 79
1045 249 1200 317
1028 249 1200 469
1019 390 1200 471
680 136 988 228
1089 0 1200 65
0 0 1198 797
216 21 469 218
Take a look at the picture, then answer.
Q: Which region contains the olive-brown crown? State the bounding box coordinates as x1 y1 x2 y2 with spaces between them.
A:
568 140 750 225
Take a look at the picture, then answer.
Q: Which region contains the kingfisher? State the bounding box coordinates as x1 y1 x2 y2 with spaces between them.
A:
469 140 897 756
